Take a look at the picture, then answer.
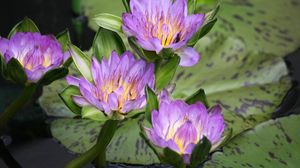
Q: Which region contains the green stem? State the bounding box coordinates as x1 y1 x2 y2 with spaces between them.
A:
0 83 37 133
64 119 119 168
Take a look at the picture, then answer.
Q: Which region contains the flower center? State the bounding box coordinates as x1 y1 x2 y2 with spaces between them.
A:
100 77 138 111
147 17 182 47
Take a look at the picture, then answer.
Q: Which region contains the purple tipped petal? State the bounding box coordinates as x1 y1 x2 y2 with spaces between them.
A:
144 127 167 148
107 93 119 111
173 121 198 154
176 47 200 66
205 105 225 144
72 95 90 106
66 76 80 86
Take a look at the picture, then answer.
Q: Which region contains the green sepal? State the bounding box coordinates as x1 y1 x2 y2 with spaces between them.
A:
69 44 93 82
93 13 123 33
188 5 220 46
145 86 158 124
122 0 130 12
155 55 180 91
6 58 27 84
190 136 212 168
93 28 126 60
188 18 217 46
56 29 71 52
0 53 7 79
158 48 174 59
128 37 145 59
38 67 69 86
161 148 185 168
185 88 209 108
126 109 144 119
8 17 39 38
82 106 108 122
59 85 82 115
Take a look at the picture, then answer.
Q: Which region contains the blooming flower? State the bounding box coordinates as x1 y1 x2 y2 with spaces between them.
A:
66 51 155 116
122 0 205 67
0 32 66 82
144 96 225 163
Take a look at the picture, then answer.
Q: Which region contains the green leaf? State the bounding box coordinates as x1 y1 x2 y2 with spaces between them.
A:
69 44 93 82
92 28 126 60
51 117 160 164
145 86 158 124
185 88 209 108
155 55 180 91
56 29 71 52
8 17 39 38
190 136 212 168
162 148 184 167
82 106 108 122
6 58 27 84
93 13 123 33
204 115 300 168
38 68 68 86
59 85 81 115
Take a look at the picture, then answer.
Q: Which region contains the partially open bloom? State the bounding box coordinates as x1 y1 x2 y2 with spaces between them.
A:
144 97 225 163
67 51 155 116
122 0 205 66
0 32 65 82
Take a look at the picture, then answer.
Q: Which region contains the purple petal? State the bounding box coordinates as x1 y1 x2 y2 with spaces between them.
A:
144 127 167 148
176 47 200 67
205 105 225 144
91 57 102 85
107 93 119 111
72 95 90 107
66 76 80 86
173 121 198 154
79 78 102 110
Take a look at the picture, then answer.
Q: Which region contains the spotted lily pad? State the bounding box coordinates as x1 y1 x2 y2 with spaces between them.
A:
173 34 291 137
51 117 160 164
204 114 300 168
214 0 300 56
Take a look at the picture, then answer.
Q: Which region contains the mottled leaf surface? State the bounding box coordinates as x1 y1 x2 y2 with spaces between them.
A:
173 34 291 137
204 114 300 168
51 117 160 164
214 0 300 56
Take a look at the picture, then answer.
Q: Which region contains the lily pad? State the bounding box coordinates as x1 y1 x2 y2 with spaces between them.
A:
51 117 160 164
173 34 291 137
214 0 300 56
204 114 300 168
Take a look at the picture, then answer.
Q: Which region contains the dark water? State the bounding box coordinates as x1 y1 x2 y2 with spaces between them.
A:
0 0 299 167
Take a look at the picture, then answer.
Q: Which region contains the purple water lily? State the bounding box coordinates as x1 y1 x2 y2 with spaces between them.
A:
122 0 205 66
144 96 225 163
0 32 66 82
67 51 155 116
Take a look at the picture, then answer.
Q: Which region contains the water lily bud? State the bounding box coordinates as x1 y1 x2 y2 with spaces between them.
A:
144 97 225 164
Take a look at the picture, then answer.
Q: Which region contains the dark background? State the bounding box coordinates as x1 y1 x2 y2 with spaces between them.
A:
0 0 299 167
